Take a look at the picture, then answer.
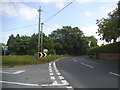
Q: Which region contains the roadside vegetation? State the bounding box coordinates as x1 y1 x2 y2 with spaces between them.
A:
87 42 119 65
2 55 70 67
88 42 120 55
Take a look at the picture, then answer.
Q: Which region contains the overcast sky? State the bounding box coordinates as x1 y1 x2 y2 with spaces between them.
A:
0 0 119 45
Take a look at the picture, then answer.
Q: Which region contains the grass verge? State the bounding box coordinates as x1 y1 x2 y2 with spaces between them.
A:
1 55 70 67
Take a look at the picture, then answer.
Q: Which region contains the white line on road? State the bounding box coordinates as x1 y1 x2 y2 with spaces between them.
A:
66 86 73 88
53 81 58 84
61 80 69 85
80 62 94 68
50 76 55 80
73 58 77 62
0 70 25 74
56 72 61 75
0 81 39 87
59 76 64 80
13 70 25 74
49 63 51 66
50 73 54 76
41 83 69 87
109 72 120 77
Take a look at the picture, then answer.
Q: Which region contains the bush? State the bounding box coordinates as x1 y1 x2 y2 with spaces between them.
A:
88 42 120 55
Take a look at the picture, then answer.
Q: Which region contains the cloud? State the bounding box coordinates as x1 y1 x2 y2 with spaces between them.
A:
0 2 38 21
84 11 92 16
81 25 98 37
80 25 109 45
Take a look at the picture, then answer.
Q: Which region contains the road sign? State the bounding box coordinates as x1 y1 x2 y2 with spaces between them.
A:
38 52 47 58
43 49 48 52
2 46 8 51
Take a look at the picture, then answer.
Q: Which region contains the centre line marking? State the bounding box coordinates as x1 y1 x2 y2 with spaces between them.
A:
0 81 39 87
73 58 77 62
109 72 120 77
80 62 94 68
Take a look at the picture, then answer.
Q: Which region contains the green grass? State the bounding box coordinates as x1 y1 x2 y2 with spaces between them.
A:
2 55 70 67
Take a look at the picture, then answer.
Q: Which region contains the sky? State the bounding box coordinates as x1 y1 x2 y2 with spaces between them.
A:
0 0 119 45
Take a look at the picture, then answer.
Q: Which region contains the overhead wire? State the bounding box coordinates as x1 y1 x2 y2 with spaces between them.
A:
43 0 76 23
2 23 38 32
2 0 75 32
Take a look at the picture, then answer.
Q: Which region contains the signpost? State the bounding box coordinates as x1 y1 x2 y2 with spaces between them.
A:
38 49 48 58
38 52 47 58
2 46 8 55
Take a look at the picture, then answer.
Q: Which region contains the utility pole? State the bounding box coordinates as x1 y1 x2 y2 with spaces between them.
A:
41 23 43 52
38 6 42 52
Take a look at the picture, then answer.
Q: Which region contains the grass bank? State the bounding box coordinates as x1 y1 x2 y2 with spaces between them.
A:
2 55 70 67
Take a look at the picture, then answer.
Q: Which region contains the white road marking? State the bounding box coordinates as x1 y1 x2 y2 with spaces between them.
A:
48 61 71 89
56 72 61 75
49 70 52 73
109 72 120 77
0 81 39 87
59 76 64 80
41 83 69 87
13 70 25 74
73 58 77 62
80 62 94 68
66 86 73 88
49 63 51 66
49 68 52 71
61 80 69 85
50 76 55 80
50 73 54 76
0 70 25 74
53 81 58 84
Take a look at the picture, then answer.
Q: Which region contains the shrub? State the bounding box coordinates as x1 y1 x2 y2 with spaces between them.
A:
88 42 120 55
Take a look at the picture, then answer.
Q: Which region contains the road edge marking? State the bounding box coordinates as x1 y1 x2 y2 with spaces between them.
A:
0 81 39 87
109 72 120 77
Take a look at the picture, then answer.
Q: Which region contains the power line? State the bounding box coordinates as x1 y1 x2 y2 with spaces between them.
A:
43 0 76 23
2 0 75 32
2 23 37 32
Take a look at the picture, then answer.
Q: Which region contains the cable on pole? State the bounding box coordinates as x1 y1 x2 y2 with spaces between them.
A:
43 0 76 23
2 24 38 32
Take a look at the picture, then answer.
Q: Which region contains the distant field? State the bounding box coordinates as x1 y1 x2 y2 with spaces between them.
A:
2 55 69 67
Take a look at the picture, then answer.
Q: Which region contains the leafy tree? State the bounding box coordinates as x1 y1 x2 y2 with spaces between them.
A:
0 43 5 55
84 36 98 47
7 33 55 55
7 34 17 55
96 1 120 43
49 26 89 55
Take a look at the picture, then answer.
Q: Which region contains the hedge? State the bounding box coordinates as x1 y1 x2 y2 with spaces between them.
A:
88 42 120 55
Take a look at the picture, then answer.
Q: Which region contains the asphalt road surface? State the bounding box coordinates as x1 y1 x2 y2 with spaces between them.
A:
56 57 120 88
1 56 119 90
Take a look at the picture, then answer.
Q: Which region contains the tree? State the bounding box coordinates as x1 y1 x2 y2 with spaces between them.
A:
49 26 89 55
0 43 5 55
84 36 98 47
7 33 55 55
96 1 120 43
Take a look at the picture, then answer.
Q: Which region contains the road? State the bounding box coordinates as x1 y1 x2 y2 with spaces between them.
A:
1 56 119 90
